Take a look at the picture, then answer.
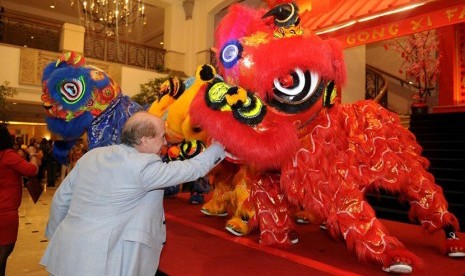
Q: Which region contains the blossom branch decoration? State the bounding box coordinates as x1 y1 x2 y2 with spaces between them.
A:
385 30 440 105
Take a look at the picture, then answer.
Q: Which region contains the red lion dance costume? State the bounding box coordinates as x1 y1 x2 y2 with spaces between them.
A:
190 1 465 273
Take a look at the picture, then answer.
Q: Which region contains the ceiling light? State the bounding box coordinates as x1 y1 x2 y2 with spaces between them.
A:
316 20 356 35
50 2 56 9
358 3 425 22
73 0 147 37
7 121 48 126
315 3 426 35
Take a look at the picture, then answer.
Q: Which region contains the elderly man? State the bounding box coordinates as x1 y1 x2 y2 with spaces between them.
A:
41 111 225 276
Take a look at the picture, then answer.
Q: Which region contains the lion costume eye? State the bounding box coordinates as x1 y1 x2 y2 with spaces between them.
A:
270 69 327 113
220 40 243 69
273 69 319 102
60 76 86 104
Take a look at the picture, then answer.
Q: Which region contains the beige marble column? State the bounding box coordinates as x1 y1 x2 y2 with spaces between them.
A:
60 23 86 54
162 1 187 74
159 0 229 75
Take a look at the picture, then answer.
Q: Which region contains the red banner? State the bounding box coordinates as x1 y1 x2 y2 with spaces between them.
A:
330 3 465 48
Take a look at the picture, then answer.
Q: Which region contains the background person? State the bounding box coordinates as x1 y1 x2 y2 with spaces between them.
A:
17 144 28 160
40 111 225 276
0 124 38 276
69 138 86 170
45 140 58 187
28 139 43 179
27 138 36 155
33 140 45 183
38 138 50 184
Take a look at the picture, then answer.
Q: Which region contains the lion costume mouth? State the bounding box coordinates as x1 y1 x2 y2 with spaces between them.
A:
190 82 301 170
190 72 334 170
225 151 244 164
205 80 267 126
45 111 93 140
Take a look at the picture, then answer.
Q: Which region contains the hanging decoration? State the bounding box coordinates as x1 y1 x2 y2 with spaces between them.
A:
71 0 147 37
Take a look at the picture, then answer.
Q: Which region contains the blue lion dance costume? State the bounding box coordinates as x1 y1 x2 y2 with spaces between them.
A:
41 52 144 163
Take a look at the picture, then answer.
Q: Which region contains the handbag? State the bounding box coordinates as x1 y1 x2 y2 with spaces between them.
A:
25 176 43 204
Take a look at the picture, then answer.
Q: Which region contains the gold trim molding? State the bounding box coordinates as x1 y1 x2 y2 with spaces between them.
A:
19 49 122 86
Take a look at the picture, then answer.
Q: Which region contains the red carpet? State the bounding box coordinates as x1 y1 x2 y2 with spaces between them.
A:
159 193 465 276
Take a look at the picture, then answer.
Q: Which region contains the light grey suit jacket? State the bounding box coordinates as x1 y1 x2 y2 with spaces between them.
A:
40 143 224 276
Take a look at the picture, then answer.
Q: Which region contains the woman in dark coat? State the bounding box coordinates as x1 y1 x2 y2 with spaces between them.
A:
0 124 38 276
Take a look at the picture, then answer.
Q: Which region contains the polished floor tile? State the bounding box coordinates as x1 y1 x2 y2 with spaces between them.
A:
6 186 56 276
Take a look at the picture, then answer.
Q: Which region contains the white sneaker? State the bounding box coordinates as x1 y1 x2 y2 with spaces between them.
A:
382 264 412 274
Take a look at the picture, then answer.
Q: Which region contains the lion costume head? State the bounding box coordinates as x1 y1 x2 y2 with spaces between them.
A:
191 1 345 170
41 52 143 162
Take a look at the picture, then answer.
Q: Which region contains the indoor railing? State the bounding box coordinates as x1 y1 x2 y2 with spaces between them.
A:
84 33 165 71
0 11 61 52
0 11 165 71
366 64 388 108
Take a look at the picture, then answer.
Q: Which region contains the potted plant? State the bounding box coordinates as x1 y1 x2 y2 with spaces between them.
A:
0 81 17 123
386 30 440 116
131 77 171 107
